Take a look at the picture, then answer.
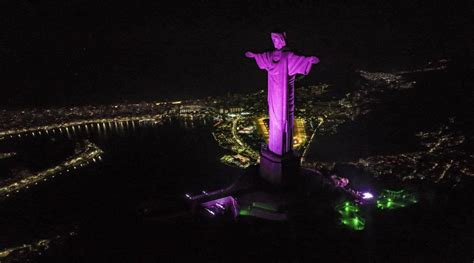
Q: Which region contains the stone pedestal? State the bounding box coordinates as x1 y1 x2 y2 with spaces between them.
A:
259 145 300 186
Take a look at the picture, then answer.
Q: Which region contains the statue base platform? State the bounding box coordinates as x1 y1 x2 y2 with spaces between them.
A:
258 145 300 186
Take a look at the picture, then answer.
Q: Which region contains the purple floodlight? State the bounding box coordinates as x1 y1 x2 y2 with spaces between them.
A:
205 208 216 216
201 196 239 218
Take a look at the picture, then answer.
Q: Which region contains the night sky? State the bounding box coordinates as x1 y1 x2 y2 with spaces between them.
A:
1 0 472 108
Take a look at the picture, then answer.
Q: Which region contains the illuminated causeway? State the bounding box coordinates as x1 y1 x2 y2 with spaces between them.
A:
0 231 76 261
0 140 103 200
0 116 162 141
0 152 16 160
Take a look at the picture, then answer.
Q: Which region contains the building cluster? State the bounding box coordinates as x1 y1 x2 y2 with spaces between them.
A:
212 116 260 168
358 70 403 84
0 231 76 262
0 152 16 160
297 65 472 187
354 122 473 185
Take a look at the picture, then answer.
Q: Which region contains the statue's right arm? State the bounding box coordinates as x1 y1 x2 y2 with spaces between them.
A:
310 56 320 64
245 51 255 58
246 51 270 70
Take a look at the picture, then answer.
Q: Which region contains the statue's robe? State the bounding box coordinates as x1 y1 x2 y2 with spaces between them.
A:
252 51 315 155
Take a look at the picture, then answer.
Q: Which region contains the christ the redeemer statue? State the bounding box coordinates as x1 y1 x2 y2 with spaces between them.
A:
246 32 319 156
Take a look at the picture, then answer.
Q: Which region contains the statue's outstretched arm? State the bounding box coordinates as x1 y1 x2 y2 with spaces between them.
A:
310 56 320 64
288 53 319 76
246 51 271 70
245 51 256 58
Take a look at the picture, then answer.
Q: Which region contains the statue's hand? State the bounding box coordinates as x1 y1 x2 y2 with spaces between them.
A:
310 56 320 64
245 51 255 58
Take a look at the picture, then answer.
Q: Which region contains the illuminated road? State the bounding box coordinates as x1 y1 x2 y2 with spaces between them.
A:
0 140 104 200
0 115 162 141
0 231 76 262
301 116 324 164
231 117 245 147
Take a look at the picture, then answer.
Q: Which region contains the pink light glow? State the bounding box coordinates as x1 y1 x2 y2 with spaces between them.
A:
362 192 374 199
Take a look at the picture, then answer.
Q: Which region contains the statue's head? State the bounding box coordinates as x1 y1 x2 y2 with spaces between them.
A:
271 32 286 50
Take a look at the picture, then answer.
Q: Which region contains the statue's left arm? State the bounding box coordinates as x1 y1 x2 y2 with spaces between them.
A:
288 53 320 76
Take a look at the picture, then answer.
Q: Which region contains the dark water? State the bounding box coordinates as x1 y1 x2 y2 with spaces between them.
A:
0 117 473 262
0 119 240 259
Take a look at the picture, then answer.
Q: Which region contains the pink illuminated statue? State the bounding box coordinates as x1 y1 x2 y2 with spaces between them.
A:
246 32 319 155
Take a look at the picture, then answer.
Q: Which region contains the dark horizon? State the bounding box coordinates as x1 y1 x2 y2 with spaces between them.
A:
1 0 472 108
